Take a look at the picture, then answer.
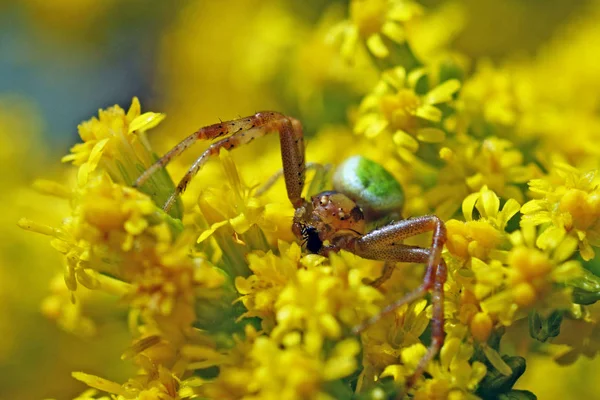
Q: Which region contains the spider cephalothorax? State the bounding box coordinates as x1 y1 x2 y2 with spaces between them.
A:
134 111 447 389
292 191 366 254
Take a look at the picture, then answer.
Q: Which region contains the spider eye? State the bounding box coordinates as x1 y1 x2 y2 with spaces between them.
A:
303 226 323 254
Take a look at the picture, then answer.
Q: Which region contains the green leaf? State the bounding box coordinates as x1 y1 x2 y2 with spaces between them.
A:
528 310 563 342
568 268 600 305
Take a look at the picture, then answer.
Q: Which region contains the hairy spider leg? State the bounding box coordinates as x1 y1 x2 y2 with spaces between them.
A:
347 215 447 385
351 245 435 332
368 261 396 288
133 111 286 189
406 260 446 388
161 115 306 211
355 214 446 278
356 251 447 389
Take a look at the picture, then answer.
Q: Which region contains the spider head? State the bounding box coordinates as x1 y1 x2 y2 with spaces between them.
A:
292 191 366 254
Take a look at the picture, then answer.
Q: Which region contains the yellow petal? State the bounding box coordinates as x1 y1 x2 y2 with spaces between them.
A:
520 211 552 226
32 179 72 198
381 21 405 44
393 130 419 152
579 240 595 261
126 96 141 121
366 34 389 58
415 104 442 122
128 112 166 134
424 79 461 104
416 127 445 143
230 213 253 234
479 187 500 219
440 337 461 369
520 200 544 214
462 192 480 221
553 235 579 263
499 199 521 226
87 138 110 173
363 116 389 138
388 3 423 21
482 345 512 376
536 225 566 250
197 220 229 243
332 338 361 358
341 25 359 60
380 364 407 384
323 356 356 381
407 68 426 89
72 372 129 396
382 66 407 90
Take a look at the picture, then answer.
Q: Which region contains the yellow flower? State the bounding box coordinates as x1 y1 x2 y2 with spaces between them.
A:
521 163 600 260
202 329 360 400
382 338 486 397
61 97 182 218
62 97 164 185
429 136 540 219
40 273 97 337
329 0 423 59
291 7 378 119
235 241 305 331
72 363 199 400
237 242 382 354
479 227 582 325
445 186 519 263
21 174 224 320
196 149 294 248
355 66 460 162
359 298 430 389
457 61 524 130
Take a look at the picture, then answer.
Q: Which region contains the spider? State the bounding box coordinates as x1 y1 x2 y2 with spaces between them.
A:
134 111 447 388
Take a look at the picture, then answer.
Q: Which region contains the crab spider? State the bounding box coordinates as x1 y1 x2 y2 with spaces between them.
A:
134 112 447 387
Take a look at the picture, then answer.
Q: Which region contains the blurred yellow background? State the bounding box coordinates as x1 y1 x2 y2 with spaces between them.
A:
1 0 598 399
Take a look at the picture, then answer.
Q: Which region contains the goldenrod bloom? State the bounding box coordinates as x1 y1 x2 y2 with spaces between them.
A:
521 164 600 260
355 66 460 162
329 0 423 59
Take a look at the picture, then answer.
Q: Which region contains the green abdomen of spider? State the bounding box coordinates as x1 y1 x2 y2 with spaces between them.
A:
333 156 404 221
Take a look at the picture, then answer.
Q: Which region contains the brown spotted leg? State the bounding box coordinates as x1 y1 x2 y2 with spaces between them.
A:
351 245 436 332
347 216 447 385
368 261 396 288
406 260 446 388
161 115 306 211
134 111 286 189
352 215 446 298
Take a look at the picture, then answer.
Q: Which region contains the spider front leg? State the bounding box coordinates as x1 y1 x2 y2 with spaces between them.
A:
134 112 307 212
134 111 286 189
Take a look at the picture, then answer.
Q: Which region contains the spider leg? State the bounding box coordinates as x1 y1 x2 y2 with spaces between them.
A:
134 111 286 188
162 116 305 211
353 248 447 389
255 162 331 198
406 260 446 388
355 215 446 268
352 245 434 333
345 216 447 386
368 261 396 288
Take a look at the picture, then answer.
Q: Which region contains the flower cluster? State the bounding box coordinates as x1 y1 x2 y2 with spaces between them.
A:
19 1 600 399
